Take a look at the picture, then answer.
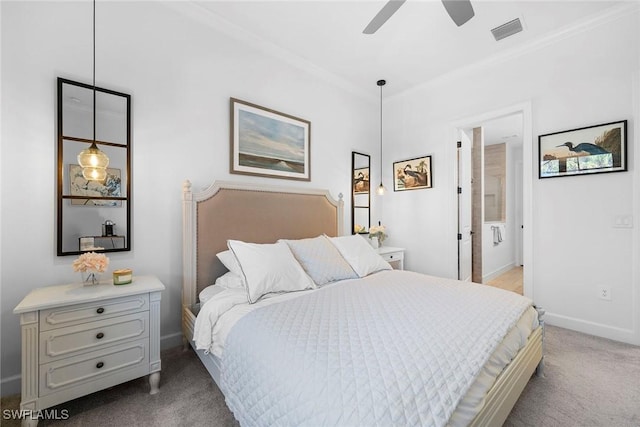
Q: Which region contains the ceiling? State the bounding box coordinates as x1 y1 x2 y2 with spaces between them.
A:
192 0 627 99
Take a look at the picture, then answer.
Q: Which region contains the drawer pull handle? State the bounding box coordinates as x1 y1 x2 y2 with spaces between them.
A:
389 255 394 259
96 332 104 339
96 362 104 369
96 307 105 314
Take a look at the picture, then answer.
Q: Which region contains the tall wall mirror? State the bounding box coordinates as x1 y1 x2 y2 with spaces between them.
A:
57 77 131 255
351 151 371 234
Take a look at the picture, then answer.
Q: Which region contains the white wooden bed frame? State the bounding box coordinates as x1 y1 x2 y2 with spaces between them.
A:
181 180 544 426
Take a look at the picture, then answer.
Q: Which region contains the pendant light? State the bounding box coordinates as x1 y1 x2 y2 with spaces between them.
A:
77 0 109 181
376 79 386 195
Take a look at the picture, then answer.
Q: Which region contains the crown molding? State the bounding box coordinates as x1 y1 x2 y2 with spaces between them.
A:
392 2 640 99
161 1 376 103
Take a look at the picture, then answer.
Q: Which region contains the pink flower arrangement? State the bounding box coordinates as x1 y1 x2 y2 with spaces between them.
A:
72 252 109 273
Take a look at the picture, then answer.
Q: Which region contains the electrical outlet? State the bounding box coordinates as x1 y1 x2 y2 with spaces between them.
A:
597 285 612 301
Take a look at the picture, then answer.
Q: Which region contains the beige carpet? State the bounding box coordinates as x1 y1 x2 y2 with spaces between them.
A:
2 325 639 426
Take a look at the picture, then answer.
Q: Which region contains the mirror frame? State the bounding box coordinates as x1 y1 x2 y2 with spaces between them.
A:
57 77 132 256
351 151 371 235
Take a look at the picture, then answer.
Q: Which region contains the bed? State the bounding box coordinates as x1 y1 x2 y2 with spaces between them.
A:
181 180 544 427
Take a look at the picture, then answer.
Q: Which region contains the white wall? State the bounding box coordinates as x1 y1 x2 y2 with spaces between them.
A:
0 1 377 395
383 7 639 344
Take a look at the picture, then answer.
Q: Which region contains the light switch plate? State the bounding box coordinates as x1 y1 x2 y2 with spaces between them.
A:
613 215 633 228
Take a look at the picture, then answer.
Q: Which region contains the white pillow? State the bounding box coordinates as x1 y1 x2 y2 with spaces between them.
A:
280 235 357 286
214 271 244 289
329 234 392 277
217 250 243 276
199 285 226 305
227 240 316 304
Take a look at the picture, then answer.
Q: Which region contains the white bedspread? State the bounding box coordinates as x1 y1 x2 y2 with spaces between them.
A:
197 270 533 427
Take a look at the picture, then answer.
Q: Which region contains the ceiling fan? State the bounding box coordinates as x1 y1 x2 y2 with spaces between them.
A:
363 0 475 34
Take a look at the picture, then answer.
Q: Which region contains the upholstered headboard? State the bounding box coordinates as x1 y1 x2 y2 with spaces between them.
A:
182 180 344 307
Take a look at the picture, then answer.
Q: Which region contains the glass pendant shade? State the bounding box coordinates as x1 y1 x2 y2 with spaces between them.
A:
377 182 386 195
78 142 109 181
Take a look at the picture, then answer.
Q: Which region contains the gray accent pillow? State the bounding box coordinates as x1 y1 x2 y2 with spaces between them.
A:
280 235 358 286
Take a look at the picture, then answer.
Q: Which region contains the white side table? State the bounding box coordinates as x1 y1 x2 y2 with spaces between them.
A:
377 246 405 270
13 275 165 426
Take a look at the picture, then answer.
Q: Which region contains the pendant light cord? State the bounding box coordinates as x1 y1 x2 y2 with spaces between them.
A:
379 83 383 182
377 79 386 191
92 0 96 143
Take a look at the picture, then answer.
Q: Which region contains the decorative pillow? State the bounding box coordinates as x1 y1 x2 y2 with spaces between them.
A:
199 284 226 305
329 234 392 277
280 235 357 286
227 240 316 304
214 271 244 290
217 250 243 276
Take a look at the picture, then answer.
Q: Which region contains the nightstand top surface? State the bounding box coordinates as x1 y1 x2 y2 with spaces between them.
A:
376 246 405 255
14 275 165 314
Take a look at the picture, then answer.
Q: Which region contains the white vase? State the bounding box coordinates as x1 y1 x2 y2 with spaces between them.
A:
370 237 379 249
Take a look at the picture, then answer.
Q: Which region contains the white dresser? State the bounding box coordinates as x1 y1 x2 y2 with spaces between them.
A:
13 275 165 426
377 246 405 270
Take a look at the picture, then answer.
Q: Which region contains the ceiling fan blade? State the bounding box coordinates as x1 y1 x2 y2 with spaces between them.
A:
363 0 407 34
441 0 475 27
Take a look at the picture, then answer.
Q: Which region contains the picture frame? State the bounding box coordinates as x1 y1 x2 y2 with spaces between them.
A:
539 120 627 179
353 166 370 194
393 155 432 191
69 164 122 206
230 98 311 181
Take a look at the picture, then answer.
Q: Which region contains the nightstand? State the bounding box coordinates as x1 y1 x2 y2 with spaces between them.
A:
13 275 165 426
377 246 405 270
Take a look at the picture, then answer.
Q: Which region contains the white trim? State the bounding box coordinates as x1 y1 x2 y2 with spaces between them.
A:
0 374 21 398
393 2 640 100
449 102 534 299
160 332 184 350
159 2 373 102
545 312 637 346
483 262 516 284
632 61 640 345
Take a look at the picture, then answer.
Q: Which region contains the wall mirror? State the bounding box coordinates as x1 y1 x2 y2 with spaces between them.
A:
57 77 131 255
351 151 370 234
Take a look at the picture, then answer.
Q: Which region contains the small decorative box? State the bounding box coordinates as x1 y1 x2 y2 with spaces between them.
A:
113 269 133 285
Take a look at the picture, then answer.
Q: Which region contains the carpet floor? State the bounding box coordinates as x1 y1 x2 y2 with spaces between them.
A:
2 325 638 426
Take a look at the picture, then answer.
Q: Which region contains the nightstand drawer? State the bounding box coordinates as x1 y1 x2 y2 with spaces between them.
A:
380 251 403 263
40 294 149 331
39 340 149 396
40 312 149 363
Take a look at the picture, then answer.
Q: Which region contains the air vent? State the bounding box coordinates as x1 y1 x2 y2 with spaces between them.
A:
491 18 523 41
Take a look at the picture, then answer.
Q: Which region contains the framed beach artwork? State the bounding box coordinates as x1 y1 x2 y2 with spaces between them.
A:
69 164 122 206
393 155 432 191
230 98 311 181
539 120 627 179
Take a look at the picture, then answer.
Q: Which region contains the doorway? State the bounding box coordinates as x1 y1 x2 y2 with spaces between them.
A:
456 106 530 297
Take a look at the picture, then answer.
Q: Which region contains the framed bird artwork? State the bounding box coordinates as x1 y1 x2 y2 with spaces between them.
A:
393 155 433 191
539 120 627 178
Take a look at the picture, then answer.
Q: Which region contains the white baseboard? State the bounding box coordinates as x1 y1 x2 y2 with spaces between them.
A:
0 374 21 398
160 331 184 350
545 312 639 346
1 332 186 398
483 262 516 283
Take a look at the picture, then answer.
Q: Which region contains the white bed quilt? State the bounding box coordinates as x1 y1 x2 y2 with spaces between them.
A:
213 270 533 427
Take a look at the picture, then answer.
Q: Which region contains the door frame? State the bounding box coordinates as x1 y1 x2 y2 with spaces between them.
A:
449 101 533 299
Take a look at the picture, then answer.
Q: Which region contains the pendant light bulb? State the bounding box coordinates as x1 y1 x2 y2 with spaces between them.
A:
377 79 386 196
78 142 109 181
